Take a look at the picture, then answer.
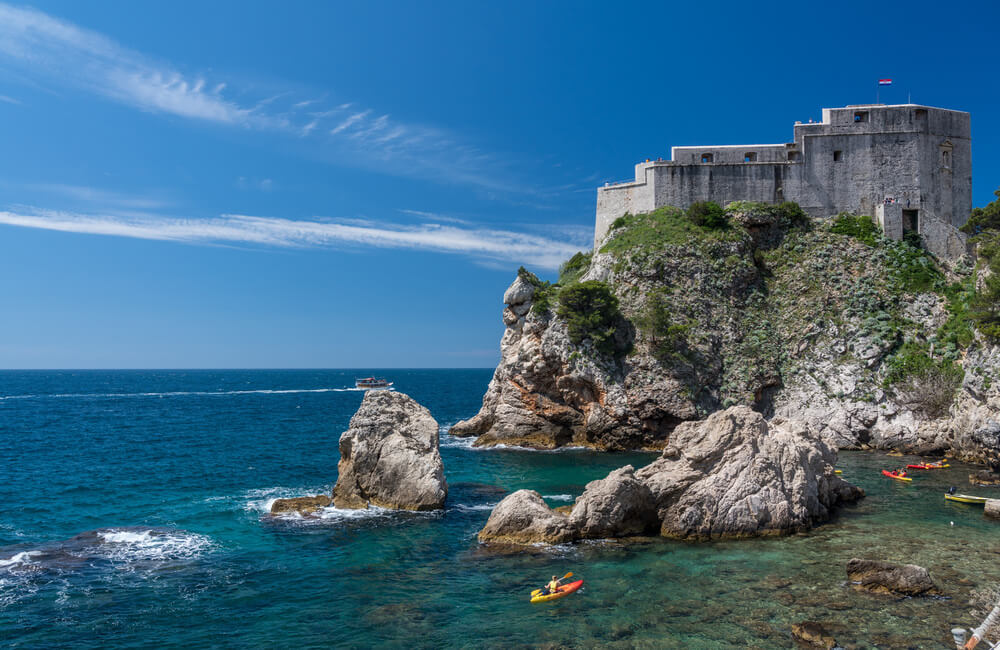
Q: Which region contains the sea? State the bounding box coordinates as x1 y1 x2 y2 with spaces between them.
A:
2 369 999 648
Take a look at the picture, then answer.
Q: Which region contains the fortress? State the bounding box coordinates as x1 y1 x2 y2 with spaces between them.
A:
595 104 971 259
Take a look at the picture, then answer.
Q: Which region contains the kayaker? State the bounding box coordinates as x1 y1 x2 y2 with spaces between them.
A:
543 575 561 595
896 468 907 477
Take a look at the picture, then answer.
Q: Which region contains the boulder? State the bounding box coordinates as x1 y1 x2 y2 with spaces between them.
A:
270 495 331 515
568 465 658 538
636 407 863 539
477 490 575 545
503 275 535 306
846 558 941 596
985 499 1000 520
790 621 837 649
332 391 447 511
477 406 863 545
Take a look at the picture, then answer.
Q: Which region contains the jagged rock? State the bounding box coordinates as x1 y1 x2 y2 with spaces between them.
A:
270 495 331 515
568 465 658 538
790 621 837 649
971 470 1000 486
985 499 1000 520
503 275 535 306
846 558 941 596
477 490 575 545
477 407 861 545
332 391 447 511
635 407 863 539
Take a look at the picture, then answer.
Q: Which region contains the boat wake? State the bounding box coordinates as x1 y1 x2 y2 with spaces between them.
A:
0 387 367 401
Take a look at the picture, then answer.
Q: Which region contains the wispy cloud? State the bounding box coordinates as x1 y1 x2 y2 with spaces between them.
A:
0 94 21 105
25 183 168 209
0 3 523 192
0 208 586 269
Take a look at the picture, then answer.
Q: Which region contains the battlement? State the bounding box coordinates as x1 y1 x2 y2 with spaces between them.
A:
596 104 972 259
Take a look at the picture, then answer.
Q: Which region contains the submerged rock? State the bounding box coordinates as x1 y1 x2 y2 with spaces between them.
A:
636 407 863 539
477 490 574 545
790 621 837 649
332 391 447 511
477 406 862 545
846 558 941 596
971 470 1000 486
270 495 331 515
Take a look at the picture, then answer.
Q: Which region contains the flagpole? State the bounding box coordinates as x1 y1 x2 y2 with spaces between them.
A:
877 79 880 104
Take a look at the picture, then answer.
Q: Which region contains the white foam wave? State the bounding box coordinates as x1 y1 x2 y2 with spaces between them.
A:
0 387 364 401
542 494 574 502
451 503 498 512
440 434 477 449
240 486 330 514
0 551 40 569
95 529 214 562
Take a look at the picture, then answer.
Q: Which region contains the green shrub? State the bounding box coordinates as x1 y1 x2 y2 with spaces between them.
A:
883 342 963 417
518 266 553 314
687 201 727 229
830 213 880 246
557 280 625 358
599 206 743 256
937 279 976 351
961 188 1000 236
886 240 944 294
558 251 592 287
776 201 809 227
902 230 923 250
633 289 690 363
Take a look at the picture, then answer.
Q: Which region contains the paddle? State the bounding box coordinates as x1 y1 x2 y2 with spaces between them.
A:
531 572 573 597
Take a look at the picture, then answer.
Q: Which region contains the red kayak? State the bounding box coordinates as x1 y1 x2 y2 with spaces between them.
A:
882 470 912 482
906 463 949 470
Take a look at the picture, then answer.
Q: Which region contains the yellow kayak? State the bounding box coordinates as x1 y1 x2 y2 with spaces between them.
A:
945 494 988 504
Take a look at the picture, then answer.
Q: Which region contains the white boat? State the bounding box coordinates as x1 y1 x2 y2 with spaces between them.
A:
355 377 393 390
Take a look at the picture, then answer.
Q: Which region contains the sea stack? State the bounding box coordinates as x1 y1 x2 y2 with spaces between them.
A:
332 390 447 511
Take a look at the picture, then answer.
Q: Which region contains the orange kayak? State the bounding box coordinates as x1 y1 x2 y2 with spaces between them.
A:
530 579 584 603
882 470 912 482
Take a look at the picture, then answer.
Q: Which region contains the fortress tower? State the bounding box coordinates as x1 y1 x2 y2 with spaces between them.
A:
595 104 971 259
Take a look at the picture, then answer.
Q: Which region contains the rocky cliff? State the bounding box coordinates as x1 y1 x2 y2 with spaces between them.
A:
452 203 1000 461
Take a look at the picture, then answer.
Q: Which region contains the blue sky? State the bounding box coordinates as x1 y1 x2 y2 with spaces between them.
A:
1 0 998 368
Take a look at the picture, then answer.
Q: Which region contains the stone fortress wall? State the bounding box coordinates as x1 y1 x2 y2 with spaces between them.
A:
595 104 972 259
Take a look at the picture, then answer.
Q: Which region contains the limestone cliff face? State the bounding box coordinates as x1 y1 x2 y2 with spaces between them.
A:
453 204 1000 462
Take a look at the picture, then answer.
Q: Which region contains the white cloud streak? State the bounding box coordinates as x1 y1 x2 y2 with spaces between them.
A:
0 3 522 192
0 208 586 270
0 93 21 105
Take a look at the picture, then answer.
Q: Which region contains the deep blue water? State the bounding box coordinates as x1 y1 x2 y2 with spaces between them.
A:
2 370 1000 648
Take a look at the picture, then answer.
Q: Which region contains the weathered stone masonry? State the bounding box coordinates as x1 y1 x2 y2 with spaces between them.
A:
595 104 971 259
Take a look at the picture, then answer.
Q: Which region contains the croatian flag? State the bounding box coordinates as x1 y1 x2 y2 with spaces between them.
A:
878 79 892 86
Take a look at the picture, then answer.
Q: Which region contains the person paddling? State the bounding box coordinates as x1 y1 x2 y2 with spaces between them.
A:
544 575 561 595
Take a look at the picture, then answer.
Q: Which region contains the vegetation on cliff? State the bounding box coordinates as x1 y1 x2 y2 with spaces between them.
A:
962 189 1000 341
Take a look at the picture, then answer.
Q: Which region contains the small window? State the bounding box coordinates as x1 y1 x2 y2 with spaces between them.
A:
942 150 951 168
787 151 801 162
914 109 927 119
744 152 757 162
853 111 868 123
833 150 843 162
701 153 714 163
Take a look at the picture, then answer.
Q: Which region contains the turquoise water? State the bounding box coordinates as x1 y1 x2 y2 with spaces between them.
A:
2 370 999 648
